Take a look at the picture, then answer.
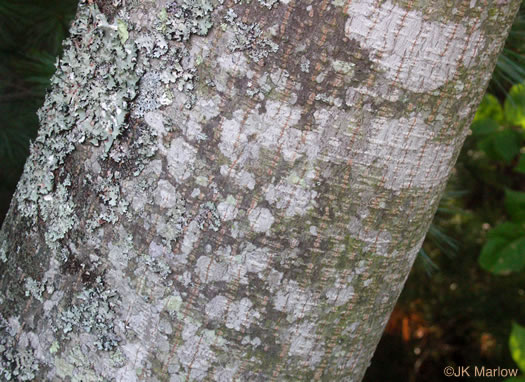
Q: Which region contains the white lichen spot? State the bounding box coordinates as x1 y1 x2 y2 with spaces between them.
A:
347 217 394 257
265 178 318 217
178 220 200 262
167 138 197 182
238 170 256 189
273 280 314 321
154 180 179 208
359 113 456 190
213 363 240 382
325 275 355 306
219 166 256 190
149 240 169 258
342 322 360 337
205 295 229 321
118 342 149 382
258 0 280 9
177 321 216 382
241 336 262 348
144 111 166 136
195 96 221 120
226 298 260 331
248 207 274 233
196 256 227 283
345 0 484 92
217 195 238 221
270 68 289 90
219 101 320 167
284 321 325 367
216 50 250 76
218 111 244 161
195 176 209 187
315 71 327 83
266 268 283 292
241 243 269 274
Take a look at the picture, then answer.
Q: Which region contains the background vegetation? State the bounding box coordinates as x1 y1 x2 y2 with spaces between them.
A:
0 1 524 381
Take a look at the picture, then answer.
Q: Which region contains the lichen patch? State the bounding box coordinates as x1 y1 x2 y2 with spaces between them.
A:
345 0 484 92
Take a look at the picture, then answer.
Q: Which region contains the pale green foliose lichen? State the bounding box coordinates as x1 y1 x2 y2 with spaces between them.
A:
49 341 60 355
0 237 7 263
85 172 129 230
132 69 194 115
43 5 138 152
224 9 279 63
0 315 40 381
15 3 139 227
24 278 44 303
258 0 280 8
119 123 159 176
164 0 214 42
134 0 216 113
117 19 129 44
39 176 77 248
56 287 120 351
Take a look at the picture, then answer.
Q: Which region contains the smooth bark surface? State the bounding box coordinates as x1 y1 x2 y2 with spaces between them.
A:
0 0 520 380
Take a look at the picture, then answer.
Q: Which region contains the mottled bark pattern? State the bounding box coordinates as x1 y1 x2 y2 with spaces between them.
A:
0 0 519 381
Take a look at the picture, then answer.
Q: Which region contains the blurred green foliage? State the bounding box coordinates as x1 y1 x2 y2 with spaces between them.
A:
471 88 525 274
510 322 525 377
469 84 525 380
0 0 525 381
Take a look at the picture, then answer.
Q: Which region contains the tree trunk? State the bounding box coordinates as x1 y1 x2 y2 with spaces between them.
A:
0 0 519 380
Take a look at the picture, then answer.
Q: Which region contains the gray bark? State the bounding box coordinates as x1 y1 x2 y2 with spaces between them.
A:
0 0 519 380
